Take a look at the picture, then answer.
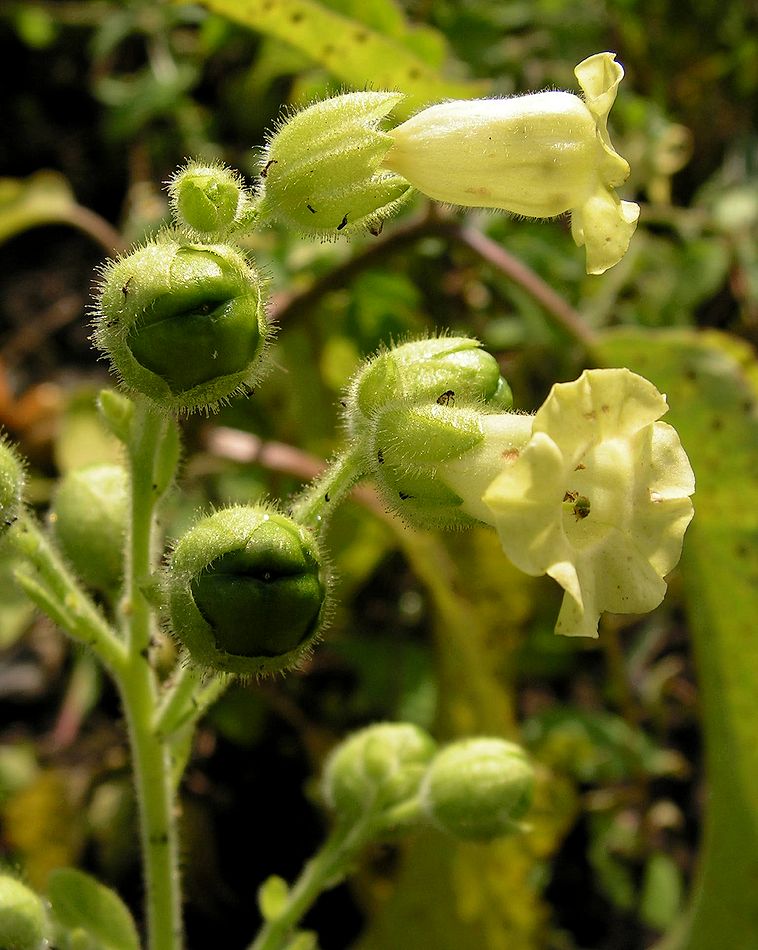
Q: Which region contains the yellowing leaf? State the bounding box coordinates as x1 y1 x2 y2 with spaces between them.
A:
3 770 84 889
594 327 758 950
0 171 77 245
191 0 488 115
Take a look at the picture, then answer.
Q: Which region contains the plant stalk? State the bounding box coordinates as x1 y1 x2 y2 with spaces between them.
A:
249 820 371 950
119 397 184 950
288 445 366 534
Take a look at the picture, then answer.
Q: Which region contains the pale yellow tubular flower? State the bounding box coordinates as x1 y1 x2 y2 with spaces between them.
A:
481 369 695 637
383 53 640 275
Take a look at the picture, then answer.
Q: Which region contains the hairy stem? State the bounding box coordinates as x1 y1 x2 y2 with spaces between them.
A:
118 398 183 950
10 515 126 674
249 820 372 950
288 444 367 534
118 665 183 950
124 400 165 656
154 662 204 739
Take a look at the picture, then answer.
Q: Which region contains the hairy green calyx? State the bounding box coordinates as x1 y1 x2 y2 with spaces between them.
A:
345 335 512 441
94 236 271 413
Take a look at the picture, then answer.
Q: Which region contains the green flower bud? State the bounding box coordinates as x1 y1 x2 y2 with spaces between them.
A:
257 91 413 238
167 161 250 237
420 738 535 840
368 401 486 529
167 505 330 676
345 336 512 441
321 723 436 829
0 437 26 537
0 874 47 950
94 234 271 413
50 463 128 594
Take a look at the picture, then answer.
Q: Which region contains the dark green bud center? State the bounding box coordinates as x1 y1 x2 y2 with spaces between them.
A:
96 238 270 412
168 507 329 676
127 248 262 394
192 521 324 658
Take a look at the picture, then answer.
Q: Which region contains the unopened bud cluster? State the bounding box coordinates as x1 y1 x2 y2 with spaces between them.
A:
321 723 535 840
167 161 251 238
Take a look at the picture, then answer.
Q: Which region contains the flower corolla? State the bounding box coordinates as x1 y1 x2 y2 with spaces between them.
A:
481 369 695 636
440 369 695 637
383 53 640 274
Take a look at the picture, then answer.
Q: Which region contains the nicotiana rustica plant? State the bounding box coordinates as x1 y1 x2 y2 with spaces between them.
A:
1 52 695 950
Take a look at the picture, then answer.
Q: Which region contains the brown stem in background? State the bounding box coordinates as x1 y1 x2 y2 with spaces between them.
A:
269 208 444 324
203 427 388 520
270 207 594 349
454 226 596 347
64 204 127 256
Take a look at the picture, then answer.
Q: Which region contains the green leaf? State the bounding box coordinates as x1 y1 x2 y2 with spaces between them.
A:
0 545 35 649
640 853 684 931
47 868 140 950
522 707 685 784
192 0 487 115
0 172 77 245
54 390 123 474
258 874 290 922
284 931 318 950
593 327 758 950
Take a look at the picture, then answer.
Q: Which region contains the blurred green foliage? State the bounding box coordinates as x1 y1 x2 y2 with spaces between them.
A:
1 0 756 947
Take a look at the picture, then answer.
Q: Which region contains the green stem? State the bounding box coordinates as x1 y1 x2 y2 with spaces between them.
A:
249 820 372 950
154 662 204 739
169 674 230 790
118 397 183 950
119 667 183 950
288 445 366 534
9 515 126 674
125 400 165 656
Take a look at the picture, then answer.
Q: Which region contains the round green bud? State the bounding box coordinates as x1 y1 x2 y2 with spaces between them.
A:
257 91 413 238
0 874 47 950
367 401 486 529
322 723 436 829
345 335 513 441
50 463 128 594
420 738 534 840
167 505 330 676
94 234 271 413
0 437 26 537
167 161 248 237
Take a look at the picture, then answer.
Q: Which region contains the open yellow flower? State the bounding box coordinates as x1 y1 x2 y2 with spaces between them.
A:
383 53 640 274
480 369 694 637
